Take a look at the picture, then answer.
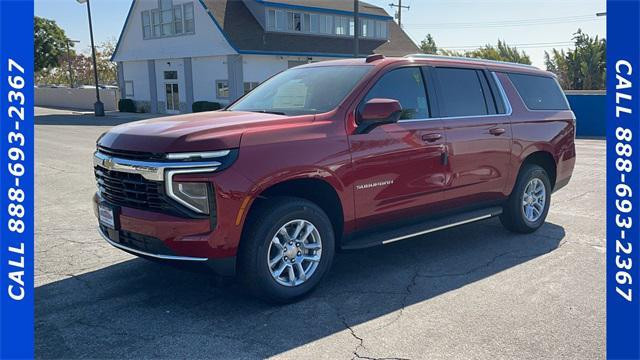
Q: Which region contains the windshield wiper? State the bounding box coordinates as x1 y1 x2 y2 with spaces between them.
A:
246 110 286 115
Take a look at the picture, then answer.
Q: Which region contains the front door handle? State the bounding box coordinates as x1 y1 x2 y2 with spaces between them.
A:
489 127 506 136
422 133 442 142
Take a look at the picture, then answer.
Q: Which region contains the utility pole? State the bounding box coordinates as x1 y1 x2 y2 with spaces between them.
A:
65 39 80 88
354 0 360 57
77 0 104 116
389 0 410 28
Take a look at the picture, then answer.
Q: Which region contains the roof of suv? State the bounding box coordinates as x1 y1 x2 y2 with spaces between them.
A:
301 54 553 77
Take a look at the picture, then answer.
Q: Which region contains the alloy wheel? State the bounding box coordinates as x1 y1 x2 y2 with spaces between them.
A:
522 178 546 222
267 219 322 287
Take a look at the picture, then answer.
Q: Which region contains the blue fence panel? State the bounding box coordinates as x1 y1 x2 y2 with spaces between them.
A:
566 93 606 138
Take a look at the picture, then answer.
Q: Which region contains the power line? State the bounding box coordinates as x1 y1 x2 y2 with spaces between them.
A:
440 41 574 50
405 14 603 29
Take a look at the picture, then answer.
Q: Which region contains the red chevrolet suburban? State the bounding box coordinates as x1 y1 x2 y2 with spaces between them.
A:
94 55 575 302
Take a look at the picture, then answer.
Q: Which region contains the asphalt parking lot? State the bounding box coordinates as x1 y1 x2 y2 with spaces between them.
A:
35 108 605 359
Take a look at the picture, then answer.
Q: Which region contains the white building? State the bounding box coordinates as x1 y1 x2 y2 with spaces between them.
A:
112 0 420 114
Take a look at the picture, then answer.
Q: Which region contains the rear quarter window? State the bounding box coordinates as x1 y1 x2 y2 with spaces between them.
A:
507 73 570 110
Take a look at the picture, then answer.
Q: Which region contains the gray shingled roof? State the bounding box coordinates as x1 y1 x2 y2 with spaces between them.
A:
202 0 420 57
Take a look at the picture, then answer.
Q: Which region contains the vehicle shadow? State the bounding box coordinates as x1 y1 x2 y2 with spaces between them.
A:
35 218 565 359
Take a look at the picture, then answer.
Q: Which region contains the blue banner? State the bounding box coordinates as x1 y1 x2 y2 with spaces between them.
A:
607 1 640 359
0 0 35 359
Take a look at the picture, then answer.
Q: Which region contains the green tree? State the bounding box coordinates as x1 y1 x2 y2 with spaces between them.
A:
35 16 72 72
418 34 531 65
466 40 531 64
419 34 438 54
544 29 606 90
36 40 118 87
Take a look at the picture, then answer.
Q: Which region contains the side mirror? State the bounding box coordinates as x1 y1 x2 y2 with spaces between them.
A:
357 98 402 134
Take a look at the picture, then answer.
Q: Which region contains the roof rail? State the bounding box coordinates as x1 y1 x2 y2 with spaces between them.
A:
403 54 540 70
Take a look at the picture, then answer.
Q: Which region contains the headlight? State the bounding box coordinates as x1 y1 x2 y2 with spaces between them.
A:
162 149 238 214
170 182 210 214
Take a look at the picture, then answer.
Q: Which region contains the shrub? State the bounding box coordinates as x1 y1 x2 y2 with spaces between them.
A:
118 98 136 113
192 101 222 113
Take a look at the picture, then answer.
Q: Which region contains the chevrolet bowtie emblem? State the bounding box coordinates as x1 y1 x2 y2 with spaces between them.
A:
102 157 114 170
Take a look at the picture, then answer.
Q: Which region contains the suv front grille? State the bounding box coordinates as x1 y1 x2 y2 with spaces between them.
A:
95 166 169 212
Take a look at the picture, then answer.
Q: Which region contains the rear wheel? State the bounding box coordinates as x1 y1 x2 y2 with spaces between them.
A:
238 197 335 303
500 164 552 233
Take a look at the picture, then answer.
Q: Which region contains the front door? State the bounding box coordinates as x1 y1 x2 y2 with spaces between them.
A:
348 67 448 229
164 70 180 114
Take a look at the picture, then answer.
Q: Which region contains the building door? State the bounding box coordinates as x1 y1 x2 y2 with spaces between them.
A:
164 71 180 114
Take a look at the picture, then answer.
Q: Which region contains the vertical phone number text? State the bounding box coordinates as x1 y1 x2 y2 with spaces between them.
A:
613 60 635 302
6 58 26 301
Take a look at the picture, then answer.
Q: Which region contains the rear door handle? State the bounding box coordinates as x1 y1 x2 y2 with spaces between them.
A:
422 133 442 142
489 127 506 136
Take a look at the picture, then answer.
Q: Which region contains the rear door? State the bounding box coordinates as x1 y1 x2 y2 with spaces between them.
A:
348 66 447 229
429 67 513 208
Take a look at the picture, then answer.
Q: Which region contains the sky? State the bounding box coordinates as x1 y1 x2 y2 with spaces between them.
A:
34 0 606 68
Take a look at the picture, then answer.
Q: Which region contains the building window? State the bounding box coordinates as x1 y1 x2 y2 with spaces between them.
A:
142 1 194 39
376 20 387 39
243 82 259 94
267 9 276 30
183 3 194 33
361 19 376 38
161 8 173 35
310 13 319 32
319 14 333 34
173 5 183 34
125 81 134 97
216 80 229 98
152 10 161 37
275 10 286 31
142 11 151 38
263 7 387 39
287 11 302 31
335 16 347 35
164 71 178 80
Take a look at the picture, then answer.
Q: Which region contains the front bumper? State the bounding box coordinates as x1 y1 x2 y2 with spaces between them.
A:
97 225 237 275
92 166 254 275
92 148 255 263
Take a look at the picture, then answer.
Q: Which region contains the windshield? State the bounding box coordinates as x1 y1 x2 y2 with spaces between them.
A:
229 65 372 116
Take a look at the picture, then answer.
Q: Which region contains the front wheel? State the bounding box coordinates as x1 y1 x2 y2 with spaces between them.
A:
238 197 335 303
500 164 552 233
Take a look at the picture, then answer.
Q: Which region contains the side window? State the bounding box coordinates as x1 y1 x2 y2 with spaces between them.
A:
362 67 429 120
508 73 569 110
433 67 489 117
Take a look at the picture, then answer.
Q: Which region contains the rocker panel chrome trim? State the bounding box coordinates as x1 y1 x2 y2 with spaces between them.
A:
381 214 494 245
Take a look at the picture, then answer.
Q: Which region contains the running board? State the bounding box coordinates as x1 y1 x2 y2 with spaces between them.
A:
341 206 503 250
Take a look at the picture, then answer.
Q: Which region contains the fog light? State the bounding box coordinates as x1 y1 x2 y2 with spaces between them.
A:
170 182 210 214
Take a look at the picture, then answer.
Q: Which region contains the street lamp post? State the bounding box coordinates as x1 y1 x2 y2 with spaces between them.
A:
77 0 104 116
65 39 80 88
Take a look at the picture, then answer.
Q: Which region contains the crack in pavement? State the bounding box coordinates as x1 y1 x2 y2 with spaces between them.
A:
375 240 568 331
338 308 411 360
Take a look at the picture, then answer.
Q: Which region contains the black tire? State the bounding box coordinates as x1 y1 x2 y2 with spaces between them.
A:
237 197 335 303
500 164 552 233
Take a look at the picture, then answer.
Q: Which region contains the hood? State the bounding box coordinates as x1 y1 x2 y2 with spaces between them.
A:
98 111 293 153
